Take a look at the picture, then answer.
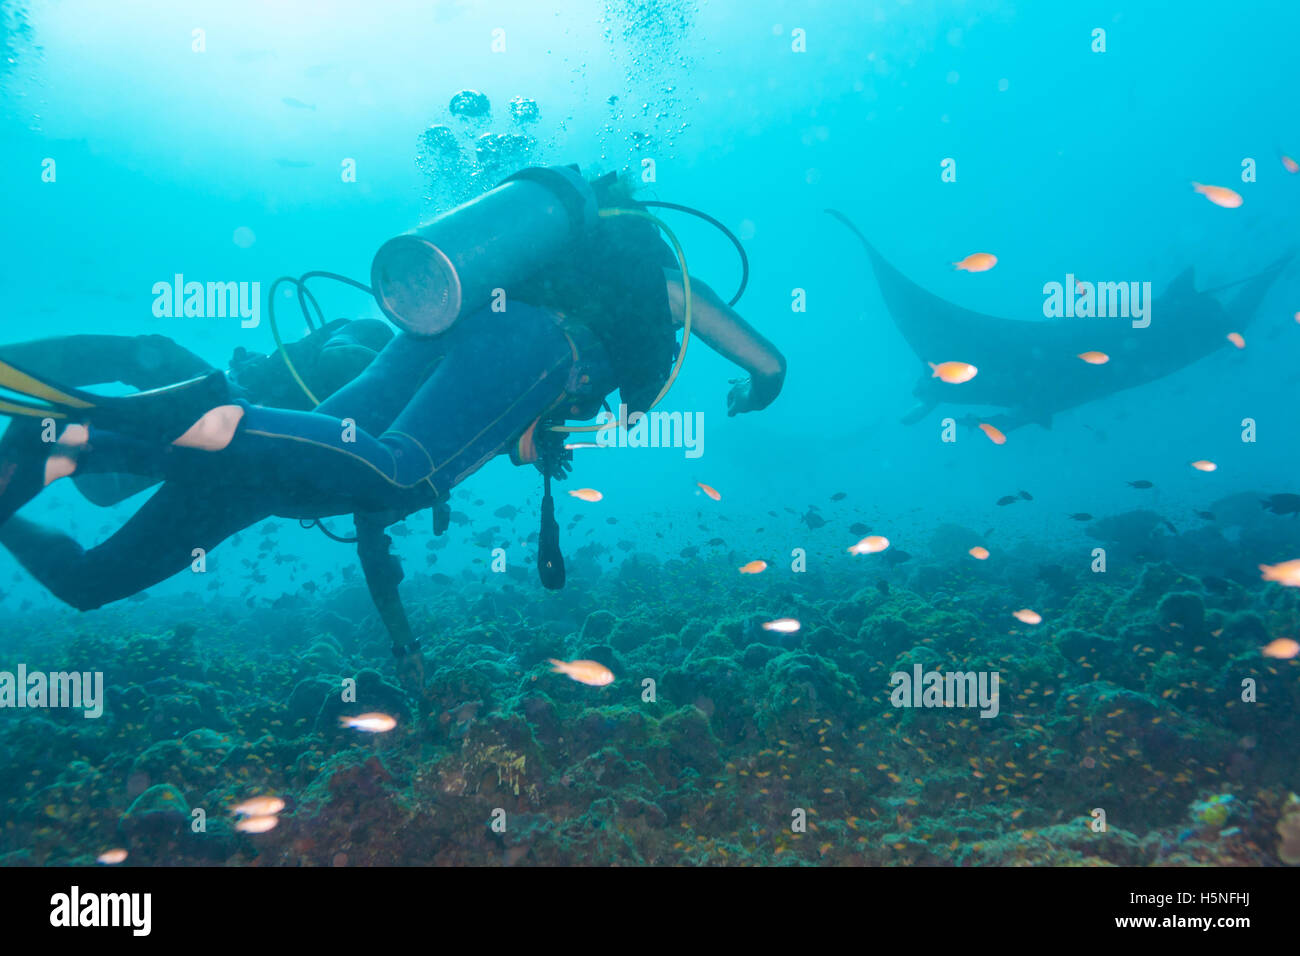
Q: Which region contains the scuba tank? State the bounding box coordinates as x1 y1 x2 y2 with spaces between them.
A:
370 165 599 336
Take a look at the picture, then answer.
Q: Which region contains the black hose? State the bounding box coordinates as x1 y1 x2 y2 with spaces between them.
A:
640 201 749 306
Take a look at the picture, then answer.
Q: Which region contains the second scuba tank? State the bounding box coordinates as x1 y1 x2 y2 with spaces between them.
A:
370 165 598 336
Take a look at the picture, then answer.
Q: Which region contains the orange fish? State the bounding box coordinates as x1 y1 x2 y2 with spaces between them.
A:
1077 351 1109 365
1012 608 1042 625
232 796 285 817
1191 182 1243 208
568 488 603 503
969 546 990 560
548 658 614 686
739 560 768 574
978 423 1006 445
1283 155 1299 174
697 482 722 501
235 815 280 834
338 713 397 733
1262 638 1300 659
1190 460 1217 472
953 253 997 272
1260 560 1300 587
1226 332 1245 349
929 361 978 384
762 618 802 634
96 848 128 865
848 535 890 555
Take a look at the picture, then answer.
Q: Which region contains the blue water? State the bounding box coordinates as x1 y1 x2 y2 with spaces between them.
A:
1 0 1297 866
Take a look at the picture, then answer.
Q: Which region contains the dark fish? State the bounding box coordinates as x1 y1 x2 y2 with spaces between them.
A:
302 581 318 593
449 511 471 526
679 546 700 558
389 524 411 537
617 540 636 551
883 549 911 566
849 522 870 536
707 538 725 546
831 492 847 501
1127 480 1154 489
1018 490 1033 501
281 96 316 110
606 517 619 525
997 496 1018 506
259 522 279 535
1195 510 1216 520
801 508 827 529
1067 513 1092 521
1261 493 1300 516
494 505 519 519
1162 519 1178 534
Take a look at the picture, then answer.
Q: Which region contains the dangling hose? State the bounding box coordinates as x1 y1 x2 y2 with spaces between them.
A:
267 270 377 408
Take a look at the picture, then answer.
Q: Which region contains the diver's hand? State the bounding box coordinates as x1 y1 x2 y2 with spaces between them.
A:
726 378 754 416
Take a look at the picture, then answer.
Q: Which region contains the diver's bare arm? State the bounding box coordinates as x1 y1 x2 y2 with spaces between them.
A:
664 269 786 412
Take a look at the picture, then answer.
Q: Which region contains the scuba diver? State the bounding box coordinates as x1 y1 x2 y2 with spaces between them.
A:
0 165 786 657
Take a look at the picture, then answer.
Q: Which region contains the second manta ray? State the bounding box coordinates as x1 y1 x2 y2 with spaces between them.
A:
827 209 1291 432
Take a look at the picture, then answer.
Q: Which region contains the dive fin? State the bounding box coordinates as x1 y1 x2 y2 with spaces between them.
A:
73 472 160 507
0 357 230 443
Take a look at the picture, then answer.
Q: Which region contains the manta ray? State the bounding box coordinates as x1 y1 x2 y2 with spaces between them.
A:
827 209 1292 431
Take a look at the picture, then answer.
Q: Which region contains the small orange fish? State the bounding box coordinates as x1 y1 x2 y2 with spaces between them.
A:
548 658 614 686
969 546 990 560
1191 182 1243 208
1077 351 1109 365
232 796 285 817
762 618 802 634
1012 608 1042 625
1260 560 1300 587
1227 332 1245 349
848 535 890 555
568 488 603 503
978 423 1006 445
697 482 722 501
953 253 997 272
739 560 768 574
1283 155 1299 174
338 713 397 733
97 848 128 865
1190 460 1217 472
1262 638 1300 659
929 361 978 384
235 815 280 834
